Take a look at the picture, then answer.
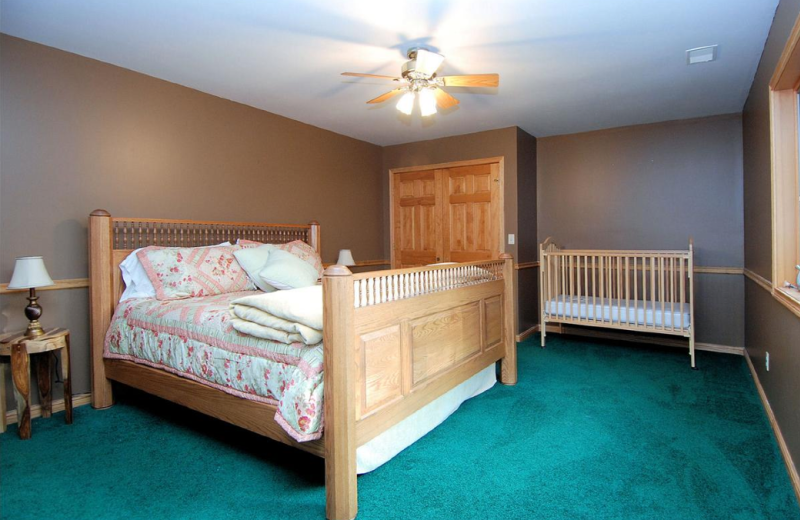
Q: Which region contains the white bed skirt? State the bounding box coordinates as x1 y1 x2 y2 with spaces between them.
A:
355 363 497 474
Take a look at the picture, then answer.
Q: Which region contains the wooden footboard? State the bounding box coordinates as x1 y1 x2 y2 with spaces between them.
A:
322 256 516 520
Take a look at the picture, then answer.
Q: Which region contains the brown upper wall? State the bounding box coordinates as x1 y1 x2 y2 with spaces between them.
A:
538 114 744 268
0 34 383 400
0 34 384 282
381 127 519 261
516 128 537 263
743 0 800 280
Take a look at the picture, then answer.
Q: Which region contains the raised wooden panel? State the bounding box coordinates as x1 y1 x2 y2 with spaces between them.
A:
357 326 403 418
400 206 414 250
484 296 503 350
410 303 481 386
418 204 436 252
475 203 490 251
450 204 466 252
394 170 439 267
474 173 490 193
400 179 415 198
421 178 435 197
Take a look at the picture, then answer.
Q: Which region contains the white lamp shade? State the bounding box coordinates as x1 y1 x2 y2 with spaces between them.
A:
337 249 356 267
419 89 437 117
8 256 55 289
396 92 415 115
414 49 445 76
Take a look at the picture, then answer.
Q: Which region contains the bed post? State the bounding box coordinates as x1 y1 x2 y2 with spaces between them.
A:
88 209 115 409
499 253 517 385
322 265 357 520
688 238 696 369
310 220 322 258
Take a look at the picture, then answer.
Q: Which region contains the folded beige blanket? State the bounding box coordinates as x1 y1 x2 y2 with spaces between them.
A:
230 285 323 345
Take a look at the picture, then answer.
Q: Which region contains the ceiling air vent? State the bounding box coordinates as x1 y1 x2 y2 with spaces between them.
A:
686 45 718 65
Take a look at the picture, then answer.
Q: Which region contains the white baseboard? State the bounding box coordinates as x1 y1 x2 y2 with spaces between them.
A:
744 351 800 504
518 324 743 355
4 393 91 426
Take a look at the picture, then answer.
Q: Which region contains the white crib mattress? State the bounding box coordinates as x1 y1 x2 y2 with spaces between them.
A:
545 295 691 330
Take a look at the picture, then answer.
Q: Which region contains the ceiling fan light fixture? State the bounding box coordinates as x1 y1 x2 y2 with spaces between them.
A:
419 89 437 117
413 48 445 76
396 92 415 115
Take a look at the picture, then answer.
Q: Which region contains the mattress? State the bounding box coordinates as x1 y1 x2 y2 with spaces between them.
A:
105 292 497 473
545 295 691 330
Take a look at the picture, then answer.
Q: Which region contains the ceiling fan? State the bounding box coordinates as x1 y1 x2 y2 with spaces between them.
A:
342 48 499 117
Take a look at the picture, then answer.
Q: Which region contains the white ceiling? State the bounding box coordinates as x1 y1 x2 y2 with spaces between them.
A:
0 0 779 146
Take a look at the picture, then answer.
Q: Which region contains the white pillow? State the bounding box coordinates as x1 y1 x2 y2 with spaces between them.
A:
233 244 277 293
118 242 231 302
119 248 158 301
259 249 320 290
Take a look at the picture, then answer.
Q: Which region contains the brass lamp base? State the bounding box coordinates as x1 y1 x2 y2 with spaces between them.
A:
25 320 45 338
24 288 46 338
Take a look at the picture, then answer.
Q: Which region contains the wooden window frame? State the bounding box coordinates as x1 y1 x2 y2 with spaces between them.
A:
770 13 800 313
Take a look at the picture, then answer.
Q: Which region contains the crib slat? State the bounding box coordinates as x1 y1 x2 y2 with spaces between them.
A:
617 256 622 325
591 256 596 322
598 256 604 322
650 257 656 330
607 256 612 323
561 255 566 318
583 255 589 324
568 255 574 322
670 257 675 332
575 255 581 324
624 257 630 325
659 256 665 331
680 258 685 331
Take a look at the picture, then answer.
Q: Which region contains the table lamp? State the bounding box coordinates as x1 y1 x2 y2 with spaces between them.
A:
336 249 355 267
7 256 55 337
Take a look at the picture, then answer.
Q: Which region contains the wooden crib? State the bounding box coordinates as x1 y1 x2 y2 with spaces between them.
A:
539 238 695 368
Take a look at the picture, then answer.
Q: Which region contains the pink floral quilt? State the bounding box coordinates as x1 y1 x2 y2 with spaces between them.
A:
104 291 324 441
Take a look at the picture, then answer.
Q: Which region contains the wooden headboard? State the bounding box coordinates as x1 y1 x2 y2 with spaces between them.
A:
87 209 321 406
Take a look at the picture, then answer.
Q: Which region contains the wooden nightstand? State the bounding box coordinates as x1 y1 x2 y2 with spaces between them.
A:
0 328 73 439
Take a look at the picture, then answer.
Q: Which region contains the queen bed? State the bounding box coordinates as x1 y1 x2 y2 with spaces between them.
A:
88 210 517 520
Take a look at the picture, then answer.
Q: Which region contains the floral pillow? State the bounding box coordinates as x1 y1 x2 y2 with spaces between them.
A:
238 239 323 278
137 245 256 300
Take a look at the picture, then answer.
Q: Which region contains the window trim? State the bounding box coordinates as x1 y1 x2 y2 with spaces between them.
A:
770 12 800 312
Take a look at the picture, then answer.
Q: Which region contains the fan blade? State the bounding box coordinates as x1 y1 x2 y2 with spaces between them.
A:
342 72 401 81
440 74 500 87
433 88 460 109
367 89 404 104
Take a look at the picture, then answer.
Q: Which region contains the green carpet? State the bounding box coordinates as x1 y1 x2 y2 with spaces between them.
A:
2 336 798 519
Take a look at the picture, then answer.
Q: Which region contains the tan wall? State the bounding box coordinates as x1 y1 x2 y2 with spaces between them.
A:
537 114 745 347
742 0 800 470
0 35 384 405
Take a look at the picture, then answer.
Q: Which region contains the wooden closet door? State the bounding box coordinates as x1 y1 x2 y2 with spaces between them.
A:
393 170 441 267
440 163 500 262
